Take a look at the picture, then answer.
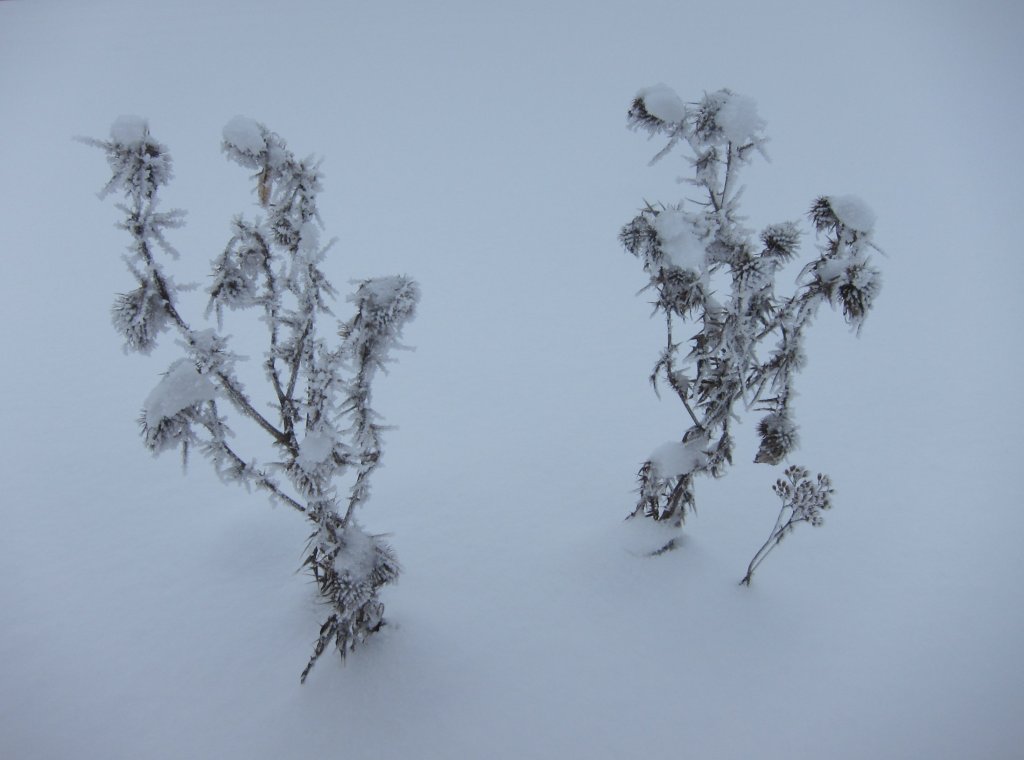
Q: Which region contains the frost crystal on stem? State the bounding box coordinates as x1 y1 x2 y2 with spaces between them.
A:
86 117 419 681
620 86 882 577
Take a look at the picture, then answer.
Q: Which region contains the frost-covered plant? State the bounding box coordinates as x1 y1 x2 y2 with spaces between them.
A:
621 85 881 570
84 116 419 681
740 466 833 586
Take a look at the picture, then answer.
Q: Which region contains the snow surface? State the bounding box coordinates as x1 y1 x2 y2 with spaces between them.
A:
638 83 685 123
2 2 1023 759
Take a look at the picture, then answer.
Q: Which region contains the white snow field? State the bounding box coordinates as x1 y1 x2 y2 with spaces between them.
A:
1 1 1022 758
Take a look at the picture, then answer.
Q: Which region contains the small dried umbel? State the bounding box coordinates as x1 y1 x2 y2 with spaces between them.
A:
740 467 834 585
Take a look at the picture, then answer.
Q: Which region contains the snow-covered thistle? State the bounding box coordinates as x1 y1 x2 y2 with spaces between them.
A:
84 117 419 681
621 85 882 575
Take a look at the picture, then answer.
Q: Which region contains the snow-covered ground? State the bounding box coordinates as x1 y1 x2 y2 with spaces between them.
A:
2 1 1022 757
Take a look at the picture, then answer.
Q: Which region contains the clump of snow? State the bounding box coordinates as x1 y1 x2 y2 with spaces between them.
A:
223 116 266 156
650 438 708 478
638 83 686 123
333 523 379 579
298 219 321 254
190 329 222 357
143 360 217 422
654 208 706 274
297 430 334 472
363 276 401 302
815 257 847 283
716 93 764 145
354 275 416 312
828 195 876 233
110 115 148 146
266 142 288 170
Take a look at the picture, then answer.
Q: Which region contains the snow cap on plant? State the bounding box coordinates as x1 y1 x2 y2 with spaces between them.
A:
632 83 687 127
86 115 175 204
